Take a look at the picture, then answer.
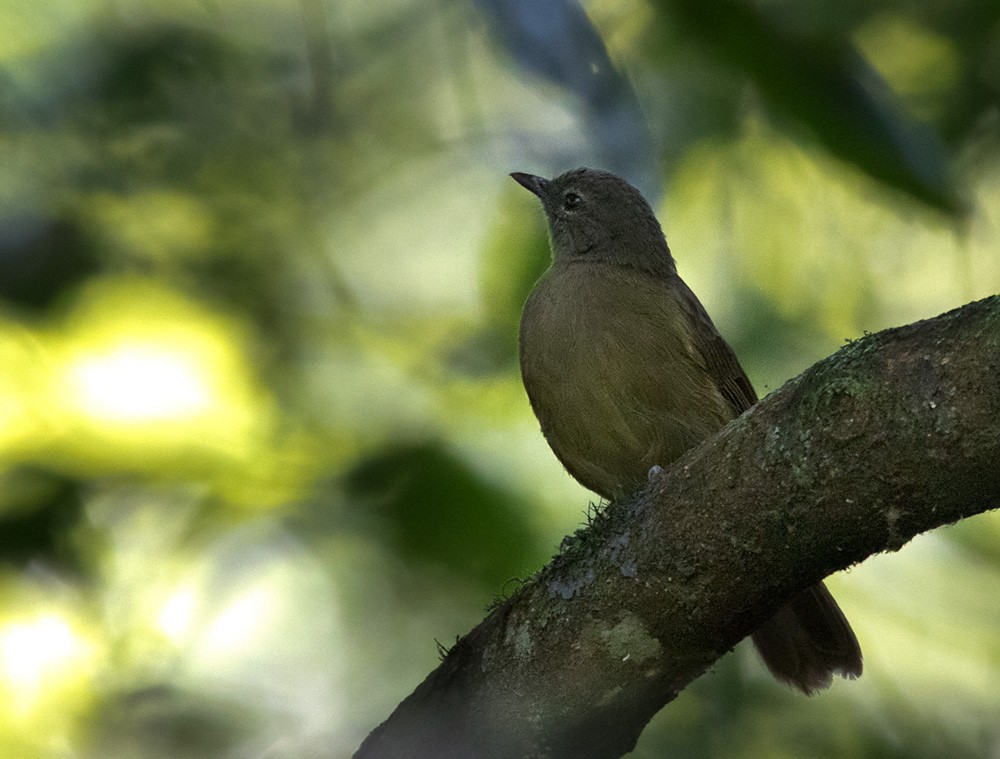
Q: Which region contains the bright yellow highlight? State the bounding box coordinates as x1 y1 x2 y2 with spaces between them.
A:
0 275 322 507
0 330 49 457
0 613 95 719
69 345 212 423
45 277 269 481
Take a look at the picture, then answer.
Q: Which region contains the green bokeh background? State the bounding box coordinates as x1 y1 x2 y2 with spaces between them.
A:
1 0 999 756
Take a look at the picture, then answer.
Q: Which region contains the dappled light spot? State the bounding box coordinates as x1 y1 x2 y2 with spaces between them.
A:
0 615 87 714
68 344 213 424
0 606 98 745
38 277 291 498
157 586 197 642
203 586 270 654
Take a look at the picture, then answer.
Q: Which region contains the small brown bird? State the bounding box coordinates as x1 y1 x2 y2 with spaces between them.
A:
512 167 862 693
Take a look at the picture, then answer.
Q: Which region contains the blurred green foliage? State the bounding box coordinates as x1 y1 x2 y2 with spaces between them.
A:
0 0 998 757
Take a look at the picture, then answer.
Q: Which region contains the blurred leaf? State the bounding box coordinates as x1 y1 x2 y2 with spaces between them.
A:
902 1 1000 147
0 210 98 311
853 14 962 127
657 0 963 214
476 0 658 193
0 467 84 572
455 183 550 374
344 440 545 589
91 685 251 759
442 324 517 378
479 183 551 330
96 24 229 122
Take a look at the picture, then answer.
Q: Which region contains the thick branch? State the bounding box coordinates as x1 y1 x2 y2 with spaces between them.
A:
355 295 1000 759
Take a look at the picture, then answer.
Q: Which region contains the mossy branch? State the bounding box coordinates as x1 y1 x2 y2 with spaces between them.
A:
355 295 1000 759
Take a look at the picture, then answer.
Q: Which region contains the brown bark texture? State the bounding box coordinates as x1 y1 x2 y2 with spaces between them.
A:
354 295 1000 759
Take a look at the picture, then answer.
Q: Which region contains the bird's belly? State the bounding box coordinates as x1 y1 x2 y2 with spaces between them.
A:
520 265 735 499
529 369 714 498
522 322 729 499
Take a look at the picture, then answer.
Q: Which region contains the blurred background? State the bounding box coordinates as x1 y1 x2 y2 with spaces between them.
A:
1 0 1000 756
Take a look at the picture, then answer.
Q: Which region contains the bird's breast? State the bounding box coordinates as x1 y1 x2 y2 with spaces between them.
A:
519 262 733 499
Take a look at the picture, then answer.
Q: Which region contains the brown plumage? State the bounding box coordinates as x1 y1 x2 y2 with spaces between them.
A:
512 167 862 694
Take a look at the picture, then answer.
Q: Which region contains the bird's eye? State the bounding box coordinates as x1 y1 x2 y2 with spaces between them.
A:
562 192 582 210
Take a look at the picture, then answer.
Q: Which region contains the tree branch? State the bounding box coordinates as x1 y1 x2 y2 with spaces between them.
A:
354 295 1000 759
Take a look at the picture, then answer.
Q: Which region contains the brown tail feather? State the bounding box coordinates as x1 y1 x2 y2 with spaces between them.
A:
751 582 862 694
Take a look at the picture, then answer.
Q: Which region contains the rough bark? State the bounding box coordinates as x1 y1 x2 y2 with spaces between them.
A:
354 295 1000 759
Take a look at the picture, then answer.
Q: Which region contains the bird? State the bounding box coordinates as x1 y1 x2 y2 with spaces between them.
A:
511 166 862 693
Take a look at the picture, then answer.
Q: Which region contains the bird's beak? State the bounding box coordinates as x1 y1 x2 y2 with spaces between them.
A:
510 172 550 198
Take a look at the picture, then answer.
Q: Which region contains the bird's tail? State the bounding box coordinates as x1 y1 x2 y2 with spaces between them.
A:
751 581 863 694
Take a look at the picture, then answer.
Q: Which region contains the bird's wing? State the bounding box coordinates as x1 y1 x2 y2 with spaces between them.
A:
674 275 758 415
